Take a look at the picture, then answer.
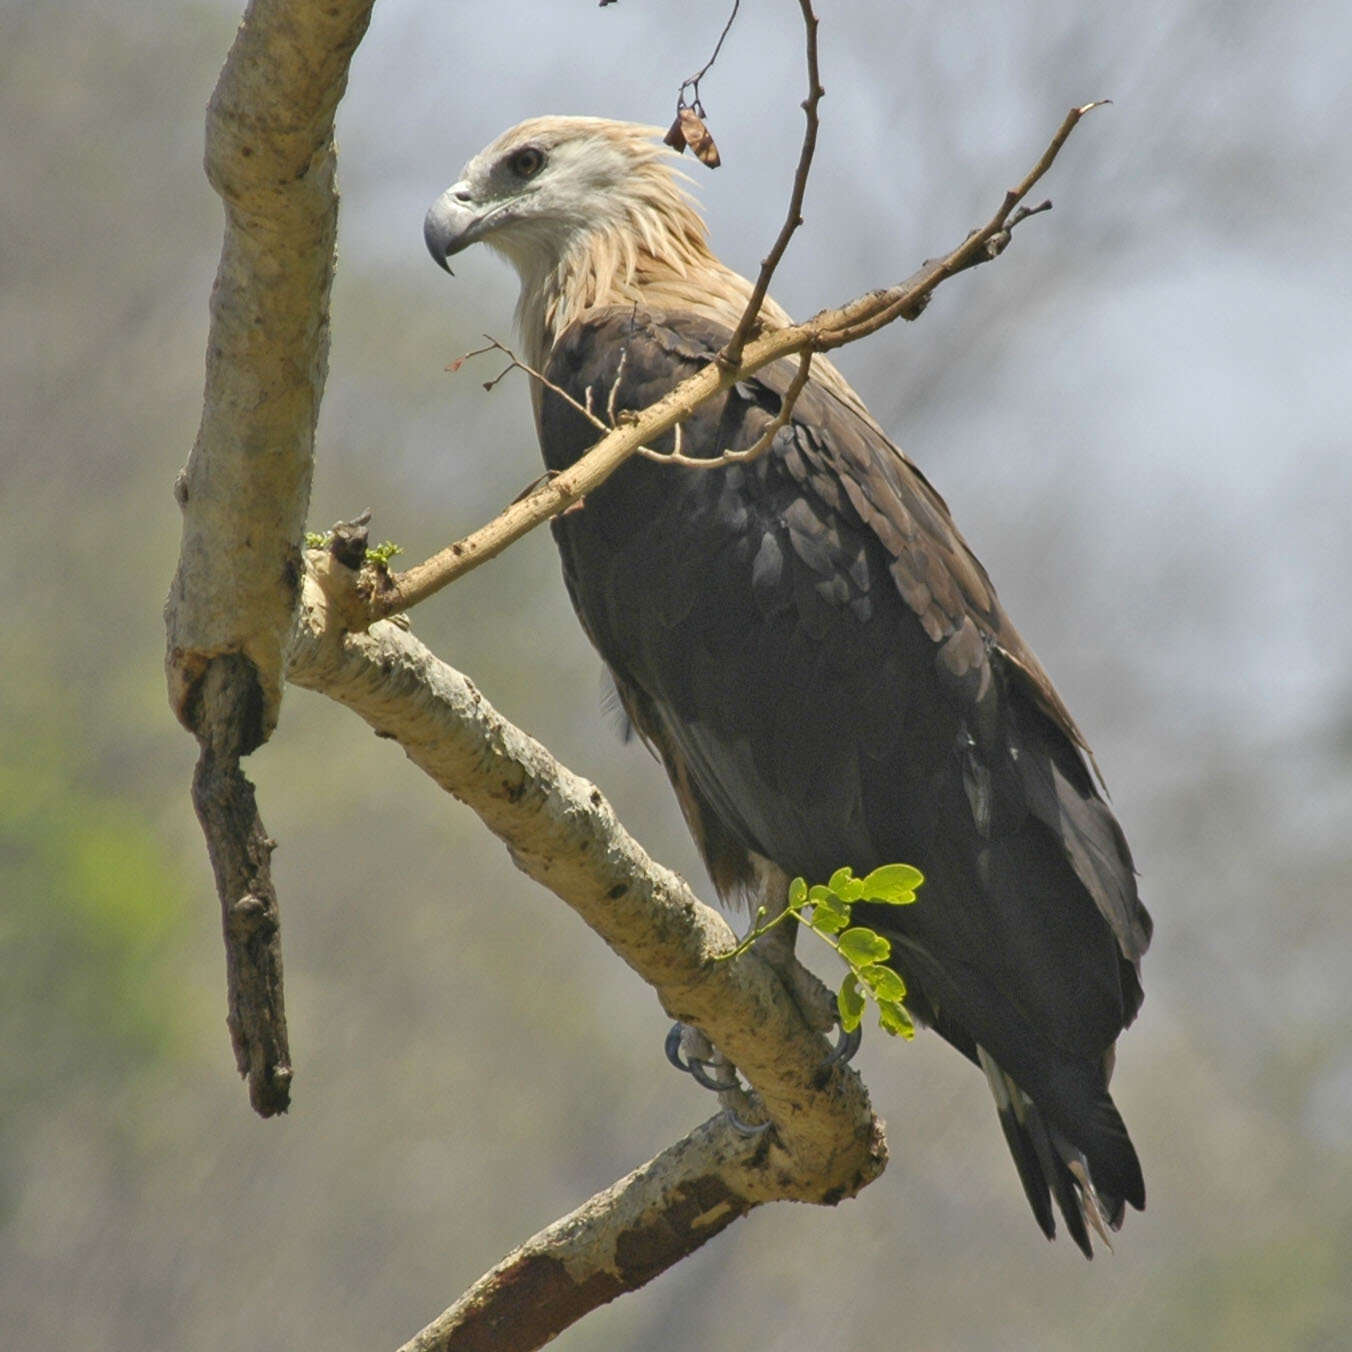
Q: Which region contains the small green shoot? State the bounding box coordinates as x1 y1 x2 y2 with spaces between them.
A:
303 531 404 569
364 539 404 568
720 863 923 1040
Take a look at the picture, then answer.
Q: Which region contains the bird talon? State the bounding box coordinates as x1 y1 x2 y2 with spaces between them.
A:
725 1107 772 1137
688 1058 741 1092
665 1021 740 1090
824 1022 863 1066
663 1021 688 1072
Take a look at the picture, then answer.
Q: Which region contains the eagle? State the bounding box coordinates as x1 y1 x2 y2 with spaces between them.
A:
424 116 1151 1256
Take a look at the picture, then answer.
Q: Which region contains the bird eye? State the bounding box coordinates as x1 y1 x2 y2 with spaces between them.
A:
508 146 545 178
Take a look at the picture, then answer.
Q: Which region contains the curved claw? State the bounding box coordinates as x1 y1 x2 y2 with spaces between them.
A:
665 1022 741 1091
664 1021 689 1072
823 1021 863 1067
725 1107 772 1137
662 1016 740 1092
688 1058 741 1092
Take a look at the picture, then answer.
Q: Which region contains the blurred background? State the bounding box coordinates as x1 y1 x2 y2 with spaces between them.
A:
4 1 1350 1347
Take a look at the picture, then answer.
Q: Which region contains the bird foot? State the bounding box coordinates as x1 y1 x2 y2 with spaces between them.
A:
745 900 863 1066
664 1021 740 1091
825 1022 863 1065
664 1021 769 1134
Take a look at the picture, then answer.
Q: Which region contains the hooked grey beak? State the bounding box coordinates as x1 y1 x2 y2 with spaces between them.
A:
423 182 485 274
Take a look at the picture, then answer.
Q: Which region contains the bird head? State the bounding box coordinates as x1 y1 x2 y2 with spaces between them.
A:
423 114 865 417
423 117 682 280
423 117 725 367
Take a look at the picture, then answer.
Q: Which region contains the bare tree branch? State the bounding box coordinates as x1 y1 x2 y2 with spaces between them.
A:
165 0 376 1113
455 337 609 429
677 0 741 116
366 100 1101 623
290 565 884 1177
190 653 291 1114
283 564 887 1343
393 1117 761 1352
717 0 822 371
462 336 813 472
636 350 814 469
816 101 1107 346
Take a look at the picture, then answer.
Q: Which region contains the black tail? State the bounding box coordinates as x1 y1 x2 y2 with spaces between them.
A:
978 1049 1143 1258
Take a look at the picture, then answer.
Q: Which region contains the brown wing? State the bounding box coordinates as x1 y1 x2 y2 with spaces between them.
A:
538 305 1150 1241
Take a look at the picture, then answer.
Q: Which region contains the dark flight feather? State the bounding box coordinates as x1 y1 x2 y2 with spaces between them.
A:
535 306 1151 1251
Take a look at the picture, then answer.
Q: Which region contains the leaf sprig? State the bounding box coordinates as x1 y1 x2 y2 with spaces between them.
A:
363 539 405 568
721 863 923 1039
304 530 405 569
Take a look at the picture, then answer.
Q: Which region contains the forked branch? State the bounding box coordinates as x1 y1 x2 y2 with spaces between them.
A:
167 0 379 1115
365 99 1105 622
461 337 814 473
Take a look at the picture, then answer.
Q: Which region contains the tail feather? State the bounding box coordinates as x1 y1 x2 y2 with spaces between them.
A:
978 1048 1138 1258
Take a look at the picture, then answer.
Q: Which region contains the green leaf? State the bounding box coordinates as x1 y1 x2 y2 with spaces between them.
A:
365 539 405 567
787 876 808 909
838 973 865 1033
859 863 923 904
827 866 864 903
834 876 865 904
807 883 833 906
877 999 915 1039
809 895 850 934
837 926 892 967
858 963 906 1003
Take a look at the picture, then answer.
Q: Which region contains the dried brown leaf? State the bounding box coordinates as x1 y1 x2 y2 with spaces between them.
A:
677 107 721 167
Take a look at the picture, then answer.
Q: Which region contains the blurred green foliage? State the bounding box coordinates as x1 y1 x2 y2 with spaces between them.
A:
0 750 188 1079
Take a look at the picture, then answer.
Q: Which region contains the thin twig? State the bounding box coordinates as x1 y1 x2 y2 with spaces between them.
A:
635 424 684 466
606 347 629 426
678 0 741 115
817 102 1106 349
718 0 822 372
636 350 814 470
458 336 608 431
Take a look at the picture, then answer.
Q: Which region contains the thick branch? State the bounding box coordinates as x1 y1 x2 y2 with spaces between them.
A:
395 1117 765 1352
191 655 291 1115
289 562 886 1340
292 561 885 1160
166 0 377 1113
167 0 375 739
368 101 1101 622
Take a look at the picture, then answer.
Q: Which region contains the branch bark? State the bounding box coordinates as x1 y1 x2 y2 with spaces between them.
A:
394 1119 760 1352
165 0 376 1113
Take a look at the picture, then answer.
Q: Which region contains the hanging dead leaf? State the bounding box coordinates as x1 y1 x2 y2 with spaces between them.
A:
672 107 721 167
